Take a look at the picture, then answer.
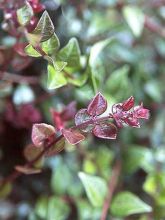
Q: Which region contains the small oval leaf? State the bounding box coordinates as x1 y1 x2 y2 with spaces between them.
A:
75 109 93 132
62 128 85 145
87 92 107 116
93 122 117 139
31 123 55 147
111 191 152 217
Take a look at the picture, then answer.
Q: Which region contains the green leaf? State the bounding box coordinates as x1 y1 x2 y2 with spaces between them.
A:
57 38 81 69
42 33 60 55
89 38 113 66
47 64 67 89
78 172 107 207
27 11 54 46
35 196 70 220
89 38 114 92
0 183 12 199
24 44 42 57
16 2 33 26
123 6 144 37
123 146 154 174
111 191 152 217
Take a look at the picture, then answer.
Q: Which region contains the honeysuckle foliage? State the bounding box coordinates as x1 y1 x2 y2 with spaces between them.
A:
19 9 89 89
1 0 165 219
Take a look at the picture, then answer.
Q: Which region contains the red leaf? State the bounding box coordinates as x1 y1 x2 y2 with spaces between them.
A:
50 109 64 131
122 96 134 111
75 109 93 132
15 165 41 175
62 128 85 145
87 92 107 116
61 101 77 121
31 123 55 147
93 122 117 139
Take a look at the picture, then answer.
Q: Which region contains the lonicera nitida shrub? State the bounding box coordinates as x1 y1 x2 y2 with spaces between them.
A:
0 0 165 219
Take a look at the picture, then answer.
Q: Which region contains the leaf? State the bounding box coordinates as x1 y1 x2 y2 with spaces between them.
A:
75 109 93 132
16 2 33 26
57 38 81 69
93 122 117 139
0 183 12 199
47 64 67 90
123 6 144 37
27 11 54 45
111 191 152 217
24 44 42 57
78 172 107 207
42 33 60 55
35 196 70 220
31 123 56 147
45 137 65 157
23 144 44 168
62 128 85 145
15 165 41 175
87 92 107 116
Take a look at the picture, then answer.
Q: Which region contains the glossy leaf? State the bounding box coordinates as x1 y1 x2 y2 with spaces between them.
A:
17 2 33 26
24 44 42 57
57 38 81 68
75 109 93 132
15 165 41 174
31 123 55 147
47 64 67 90
28 11 54 45
42 33 60 55
78 172 107 207
62 128 85 145
122 96 134 111
87 92 107 116
111 191 152 217
93 122 117 139
123 6 144 37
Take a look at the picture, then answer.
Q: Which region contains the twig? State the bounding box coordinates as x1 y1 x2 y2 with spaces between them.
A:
144 16 165 38
0 71 39 85
100 161 121 220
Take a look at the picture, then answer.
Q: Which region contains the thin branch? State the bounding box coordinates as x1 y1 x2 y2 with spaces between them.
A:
144 16 165 38
100 160 121 220
0 71 39 85
0 114 113 190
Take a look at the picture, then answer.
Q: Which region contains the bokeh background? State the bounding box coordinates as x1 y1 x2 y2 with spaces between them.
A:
0 0 165 219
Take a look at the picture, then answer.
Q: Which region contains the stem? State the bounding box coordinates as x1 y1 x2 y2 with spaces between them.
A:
0 71 39 84
100 161 121 220
0 114 113 190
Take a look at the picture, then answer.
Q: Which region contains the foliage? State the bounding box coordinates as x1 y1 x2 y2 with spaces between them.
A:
0 0 165 219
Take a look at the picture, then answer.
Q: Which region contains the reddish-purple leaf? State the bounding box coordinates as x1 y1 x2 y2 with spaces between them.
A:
62 128 85 145
15 165 41 175
134 103 150 119
123 117 140 128
61 101 77 121
31 123 55 147
122 96 134 111
75 109 93 132
50 109 64 131
45 137 65 157
93 122 117 139
87 92 107 116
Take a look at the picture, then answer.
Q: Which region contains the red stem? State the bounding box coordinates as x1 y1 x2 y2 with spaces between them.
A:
100 161 121 220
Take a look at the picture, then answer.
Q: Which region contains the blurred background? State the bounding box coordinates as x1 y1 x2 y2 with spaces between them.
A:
0 0 165 219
